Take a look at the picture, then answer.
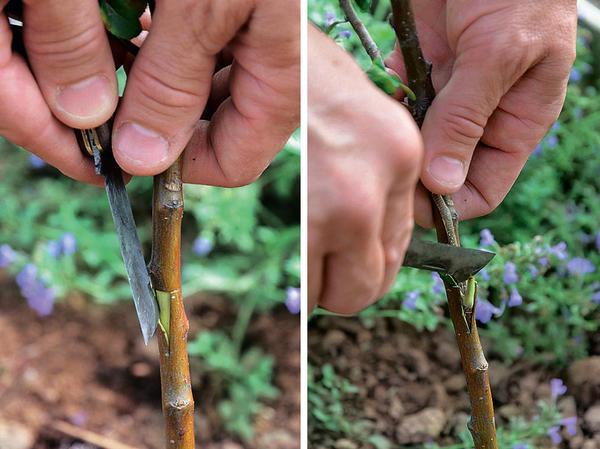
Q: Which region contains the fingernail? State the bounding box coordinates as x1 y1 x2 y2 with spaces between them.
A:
427 156 466 189
113 122 169 167
56 75 113 119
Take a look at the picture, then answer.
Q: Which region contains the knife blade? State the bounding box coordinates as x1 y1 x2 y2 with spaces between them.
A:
402 238 495 282
76 124 159 344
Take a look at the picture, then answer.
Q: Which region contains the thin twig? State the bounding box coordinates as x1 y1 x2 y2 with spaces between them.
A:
431 194 459 247
339 0 382 62
51 421 141 449
148 157 195 449
389 1 498 447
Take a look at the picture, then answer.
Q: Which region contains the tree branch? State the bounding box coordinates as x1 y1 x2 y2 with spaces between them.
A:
148 157 195 449
339 0 382 62
389 1 498 447
389 0 435 127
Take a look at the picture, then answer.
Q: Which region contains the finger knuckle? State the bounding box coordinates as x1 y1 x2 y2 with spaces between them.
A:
27 25 101 70
188 0 254 55
328 184 380 237
440 102 486 147
220 167 263 187
324 282 380 315
385 125 423 176
129 63 206 118
499 29 531 69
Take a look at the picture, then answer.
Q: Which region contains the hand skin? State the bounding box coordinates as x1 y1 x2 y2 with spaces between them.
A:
386 0 577 228
0 0 299 187
308 25 423 314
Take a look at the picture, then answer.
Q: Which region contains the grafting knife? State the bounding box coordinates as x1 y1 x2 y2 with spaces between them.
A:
76 124 159 344
402 238 495 282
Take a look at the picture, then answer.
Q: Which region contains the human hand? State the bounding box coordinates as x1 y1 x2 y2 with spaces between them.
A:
2 0 299 187
386 0 577 227
0 0 118 184
308 26 423 314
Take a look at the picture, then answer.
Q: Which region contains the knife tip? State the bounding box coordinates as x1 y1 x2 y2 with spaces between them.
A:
141 322 157 345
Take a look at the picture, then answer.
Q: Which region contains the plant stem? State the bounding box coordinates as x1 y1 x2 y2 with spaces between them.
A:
339 0 383 62
389 0 435 127
389 1 498 447
148 156 195 449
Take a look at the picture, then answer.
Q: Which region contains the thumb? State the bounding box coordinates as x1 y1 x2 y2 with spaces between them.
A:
112 0 255 176
420 63 505 194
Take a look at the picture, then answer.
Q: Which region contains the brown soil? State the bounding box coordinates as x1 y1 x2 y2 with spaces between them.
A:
0 273 299 449
309 315 600 449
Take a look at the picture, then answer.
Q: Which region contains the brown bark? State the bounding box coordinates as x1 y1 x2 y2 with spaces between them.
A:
389 1 498 446
148 157 195 449
433 210 498 448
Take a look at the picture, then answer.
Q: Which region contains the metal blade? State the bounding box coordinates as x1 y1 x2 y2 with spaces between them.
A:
79 126 158 344
402 238 495 282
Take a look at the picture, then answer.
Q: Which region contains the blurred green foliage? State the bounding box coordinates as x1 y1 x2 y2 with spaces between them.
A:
188 330 279 441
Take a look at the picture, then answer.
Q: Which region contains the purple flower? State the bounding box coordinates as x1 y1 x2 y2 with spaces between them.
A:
324 12 336 27
512 444 528 449
431 272 445 295
545 135 558 148
593 291 600 304
26 285 55 317
570 67 582 83
0 244 16 267
193 237 213 256
70 411 89 427
515 346 523 356
503 262 518 284
528 264 538 279
567 258 595 275
475 300 501 324
532 143 543 156
583 62 592 73
479 268 490 281
479 229 495 247
285 287 300 314
47 240 61 259
595 230 600 252
574 108 583 120
547 426 562 444
561 416 577 436
538 257 548 267
549 241 568 260
403 290 420 310
551 121 561 131
29 154 46 168
335 30 352 39
16 263 37 288
508 288 522 307
551 378 567 397
59 233 77 255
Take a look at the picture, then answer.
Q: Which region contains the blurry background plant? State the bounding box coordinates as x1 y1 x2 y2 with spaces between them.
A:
308 0 600 447
0 73 300 441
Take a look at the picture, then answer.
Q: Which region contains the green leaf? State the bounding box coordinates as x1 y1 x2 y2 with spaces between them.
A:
439 272 459 288
100 0 146 40
365 59 415 99
353 0 371 12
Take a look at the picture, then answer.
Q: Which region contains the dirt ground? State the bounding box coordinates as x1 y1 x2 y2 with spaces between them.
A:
0 273 299 449
309 315 600 449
